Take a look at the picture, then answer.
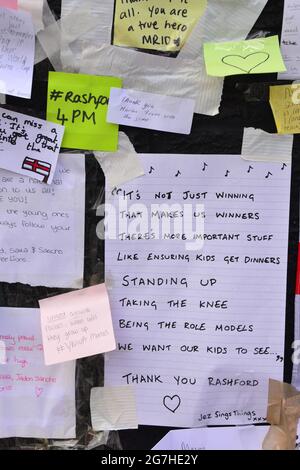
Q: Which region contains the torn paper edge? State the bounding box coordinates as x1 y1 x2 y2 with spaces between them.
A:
94 131 144 189
90 385 138 431
241 128 293 164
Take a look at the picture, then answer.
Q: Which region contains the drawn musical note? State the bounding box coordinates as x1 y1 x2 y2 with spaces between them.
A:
247 165 253 173
202 162 208 172
225 170 230 177
281 163 287 171
265 171 273 179
149 166 155 174
175 170 181 177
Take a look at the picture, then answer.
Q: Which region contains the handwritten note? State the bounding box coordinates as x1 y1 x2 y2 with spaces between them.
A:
0 153 85 288
90 386 138 431
278 0 300 79
107 88 195 135
113 0 207 52
0 1 17 9
0 7 34 98
204 36 286 77
105 154 290 427
39 284 116 365
269 84 300 134
152 426 269 450
0 307 76 438
47 72 122 151
0 108 64 183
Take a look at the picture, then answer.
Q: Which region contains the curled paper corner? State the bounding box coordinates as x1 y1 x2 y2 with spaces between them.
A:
241 127 293 164
94 132 145 189
0 340 6 364
90 386 138 431
262 379 300 450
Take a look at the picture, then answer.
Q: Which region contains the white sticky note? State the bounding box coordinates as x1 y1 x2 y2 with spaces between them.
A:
0 307 76 438
152 426 269 450
107 88 195 135
0 108 64 184
105 154 291 427
39 284 116 365
0 153 85 288
90 386 138 431
0 7 34 98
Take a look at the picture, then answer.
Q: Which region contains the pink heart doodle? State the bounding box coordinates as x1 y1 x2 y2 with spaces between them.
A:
35 387 43 398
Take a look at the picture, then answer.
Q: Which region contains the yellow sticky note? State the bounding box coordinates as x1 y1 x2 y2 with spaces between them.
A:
204 36 286 77
113 0 207 52
47 72 122 151
270 84 300 134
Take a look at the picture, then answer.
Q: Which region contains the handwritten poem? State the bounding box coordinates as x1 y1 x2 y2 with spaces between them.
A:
0 153 85 288
0 307 76 438
105 154 291 427
113 0 207 52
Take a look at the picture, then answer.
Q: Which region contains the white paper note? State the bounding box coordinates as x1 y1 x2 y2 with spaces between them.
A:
0 307 76 438
152 426 269 450
0 7 34 98
105 154 291 427
0 153 85 288
0 108 64 184
107 88 195 135
278 0 300 79
90 386 138 431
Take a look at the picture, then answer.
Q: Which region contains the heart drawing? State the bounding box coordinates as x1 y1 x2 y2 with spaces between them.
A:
163 394 181 413
221 52 270 74
35 387 43 398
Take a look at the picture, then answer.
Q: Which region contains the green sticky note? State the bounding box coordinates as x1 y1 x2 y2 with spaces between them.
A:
203 36 286 77
47 72 122 151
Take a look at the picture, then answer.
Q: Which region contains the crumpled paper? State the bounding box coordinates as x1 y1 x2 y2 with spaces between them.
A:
263 379 300 450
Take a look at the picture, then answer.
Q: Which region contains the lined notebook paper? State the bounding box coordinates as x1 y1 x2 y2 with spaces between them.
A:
278 0 300 79
105 154 291 427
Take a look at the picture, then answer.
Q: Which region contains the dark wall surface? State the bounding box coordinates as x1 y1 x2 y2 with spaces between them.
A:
0 0 298 451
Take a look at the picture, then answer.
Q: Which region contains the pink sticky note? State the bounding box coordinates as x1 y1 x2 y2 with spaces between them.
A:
0 1 18 9
39 284 116 365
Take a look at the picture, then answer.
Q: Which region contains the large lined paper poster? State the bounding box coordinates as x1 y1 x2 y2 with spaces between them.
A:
105 154 291 427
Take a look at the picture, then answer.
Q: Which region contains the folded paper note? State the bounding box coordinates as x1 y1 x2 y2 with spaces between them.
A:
0 7 34 98
0 307 76 438
107 88 195 134
39 284 116 365
270 84 300 134
47 72 122 151
204 36 286 77
0 108 64 183
113 0 207 52
0 153 85 288
105 154 291 427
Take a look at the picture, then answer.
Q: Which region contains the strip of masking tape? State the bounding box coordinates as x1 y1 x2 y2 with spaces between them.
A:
94 132 144 189
90 386 138 431
180 0 268 60
18 0 44 33
241 128 293 164
61 0 114 68
79 45 223 116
